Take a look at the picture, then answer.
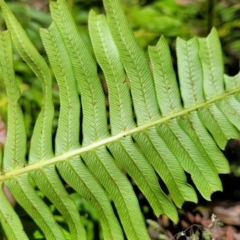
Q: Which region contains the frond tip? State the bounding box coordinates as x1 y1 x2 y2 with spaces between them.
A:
0 0 239 239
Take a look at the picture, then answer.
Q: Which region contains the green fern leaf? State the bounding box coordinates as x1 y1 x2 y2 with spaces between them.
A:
0 183 28 240
0 0 239 239
40 22 124 240
88 10 178 222
0 1 88 238
103 0 197 207
0 116 27 239
176 35 230 174
48 1 150 238
225 73 240 101
0 29 65 239
103 0 159 125
197 29 239 149
149 35 223 200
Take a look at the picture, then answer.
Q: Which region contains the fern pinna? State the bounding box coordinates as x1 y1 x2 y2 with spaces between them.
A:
0 0 239 239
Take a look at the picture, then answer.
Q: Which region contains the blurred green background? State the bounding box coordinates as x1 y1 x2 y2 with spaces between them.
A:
0 0 240 239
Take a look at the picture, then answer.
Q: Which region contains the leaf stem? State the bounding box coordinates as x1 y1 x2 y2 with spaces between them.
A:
1 87 239 181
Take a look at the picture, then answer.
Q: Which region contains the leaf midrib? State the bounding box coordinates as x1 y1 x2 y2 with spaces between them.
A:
1 87 239 181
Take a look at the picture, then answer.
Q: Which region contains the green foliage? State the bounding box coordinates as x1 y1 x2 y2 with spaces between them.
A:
0 0 239 239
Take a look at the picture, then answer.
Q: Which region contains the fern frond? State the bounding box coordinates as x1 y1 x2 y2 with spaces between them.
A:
103 0 198 208
40 22 124 240
88 10 178 222
103 0 159 125
0 29 65 239
47 1 150 238
0 1 88 238
148 35 223 199
0 120 27 239
0 0 239 239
